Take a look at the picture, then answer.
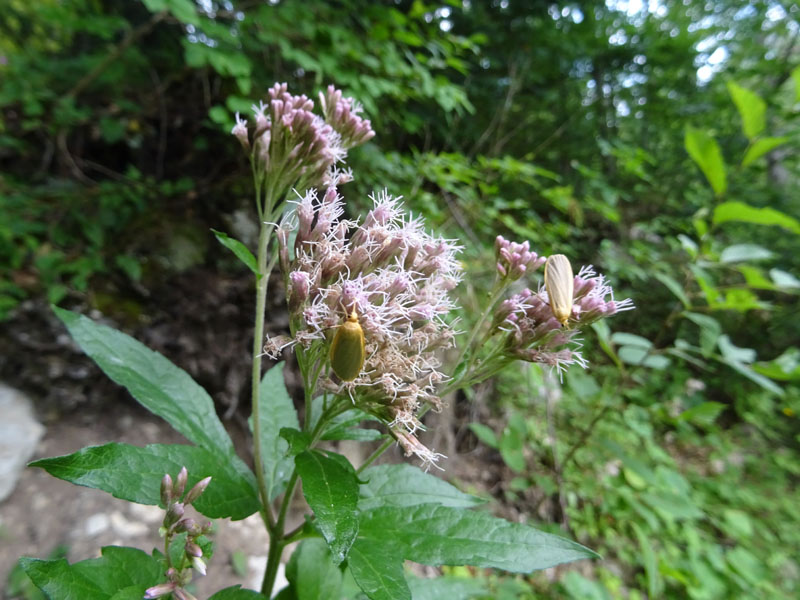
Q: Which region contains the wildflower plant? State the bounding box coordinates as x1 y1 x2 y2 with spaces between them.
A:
20 83 632 600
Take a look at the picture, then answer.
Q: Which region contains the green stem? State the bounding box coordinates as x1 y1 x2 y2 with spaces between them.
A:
356 436 394 474
452 278 509 377
251 218 275 530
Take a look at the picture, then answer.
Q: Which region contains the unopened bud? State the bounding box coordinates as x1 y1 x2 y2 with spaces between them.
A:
184 476 212 505
174 466 188 498
185 541 203 558
191 556 207 576
174 589 199 600
174 517 196 534
160 474 173 506
144 583 176 599
164 502 184 527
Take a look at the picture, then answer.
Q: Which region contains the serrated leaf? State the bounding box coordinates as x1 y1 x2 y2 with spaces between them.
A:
359 464 485 511
212 229 259 275
685 126 727 197
285 538 343 600
357 505 598 572
53 308 235 457
713 201 800 235
295 450 359 564
252 362 299 501
348 540 411 600
31 442 259 520
727 82 765 140
742 136 789 167
208 586 266 599
281 428 312 456
20 546 162 600
719 244 773 263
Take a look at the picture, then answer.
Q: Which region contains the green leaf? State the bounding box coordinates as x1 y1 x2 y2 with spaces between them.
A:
717 335 756 364
770 268 800 290
653 272 690 309
348 540 411 600
252 362 299 501
280 428 312 456
20 546 162 600
685 126 727 197
685 312 721 357
212 229 259 275
742 136 789 167
208 586 266 600
610 332 652 349
407 576 486 600
753 348 800 381
53 308 235 457
713 201 800 235
792 65 800 101
295 450 359 564
320 405 383 442
359 464 485 511
357 505 598 572
31 442 259 520
718 356 784 397
632 522 662 599
727 82 766 140
719 244 773 263
678 402 726 428
468 423 498 448
285 538 343 600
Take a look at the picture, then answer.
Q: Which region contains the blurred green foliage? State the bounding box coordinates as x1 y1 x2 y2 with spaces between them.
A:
2 0 799 598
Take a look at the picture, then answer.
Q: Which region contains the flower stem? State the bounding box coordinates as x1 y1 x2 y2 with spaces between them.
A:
252 195 275 530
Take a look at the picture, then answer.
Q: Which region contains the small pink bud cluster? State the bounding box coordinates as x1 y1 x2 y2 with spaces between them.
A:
494 250 633 375
495 235 545 280
267 188 461 470
318 85 376 149
145 467 213 599
231 83 374 197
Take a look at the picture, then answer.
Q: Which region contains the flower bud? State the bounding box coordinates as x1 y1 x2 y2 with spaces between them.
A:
174 517 196 534
184 476 212 505
160 474 173 506
185 541 203 558
174 466 188 499
174 589 199 600
144 583 176 599
191 556 207 576
164 502 185 527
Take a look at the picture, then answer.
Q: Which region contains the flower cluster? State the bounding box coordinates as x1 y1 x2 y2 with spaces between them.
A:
494 261 634 374
144 467 213 600
495 235 545 281
318 85 376 150
232 83 375 198
267 187 461 469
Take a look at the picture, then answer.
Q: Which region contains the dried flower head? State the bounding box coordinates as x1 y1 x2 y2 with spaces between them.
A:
268 188 461 469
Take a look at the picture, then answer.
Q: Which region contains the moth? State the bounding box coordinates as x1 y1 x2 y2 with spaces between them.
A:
544 254 574 327
330 308 366 381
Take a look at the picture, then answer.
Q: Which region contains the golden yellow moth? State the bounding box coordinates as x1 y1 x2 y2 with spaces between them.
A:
330 308 366 381
544 254 574 326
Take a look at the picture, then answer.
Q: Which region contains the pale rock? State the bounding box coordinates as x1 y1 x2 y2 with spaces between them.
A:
110 510 149 537
0 384 45 502
85 513 111 536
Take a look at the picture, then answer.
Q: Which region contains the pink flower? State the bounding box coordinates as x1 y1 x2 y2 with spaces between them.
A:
268 188 460 468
